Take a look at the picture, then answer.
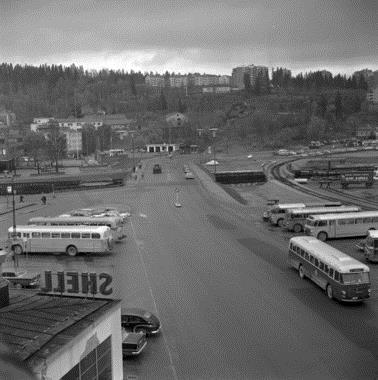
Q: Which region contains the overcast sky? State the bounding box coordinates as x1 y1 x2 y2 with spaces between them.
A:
1 0 377 76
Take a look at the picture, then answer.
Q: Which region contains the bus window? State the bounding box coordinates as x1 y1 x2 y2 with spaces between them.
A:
310 255 314 264
91 233 101 239
319 261 324 271
314 258 319 267
32 232 41 238
41 232 51 238
329 268 334 278
71 233 80 239
23 233 30 238
61 232 70 238
334 271 340 281
51 232 60 238
363 217 372 223
324 264 329 274
318 221 327 226
81 233 90 239
356 218 364 224
341 272 370 284
305 252 310 260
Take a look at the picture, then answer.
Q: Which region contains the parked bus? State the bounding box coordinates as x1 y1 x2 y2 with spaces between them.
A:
28 215 126 242
363 230 378 262
267 201 343 226
8 225 113 256
304 211 378 241
283 206 361 233
288 236 371 302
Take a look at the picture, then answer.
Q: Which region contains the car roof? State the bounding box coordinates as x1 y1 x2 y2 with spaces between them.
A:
121 307 152 317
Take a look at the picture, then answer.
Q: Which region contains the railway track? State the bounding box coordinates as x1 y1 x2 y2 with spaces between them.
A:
268 159 378 210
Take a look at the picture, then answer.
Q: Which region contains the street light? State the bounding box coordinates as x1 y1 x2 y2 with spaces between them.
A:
197 128 204 163
6 179 16 239
209 128 218 175
129 130 136 173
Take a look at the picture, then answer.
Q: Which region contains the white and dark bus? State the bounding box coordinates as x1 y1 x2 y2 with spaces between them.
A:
288 236 371 302
8 225 113 256
267 201 343 226
28 215 126 242
304 211 378 241
283 206 361 233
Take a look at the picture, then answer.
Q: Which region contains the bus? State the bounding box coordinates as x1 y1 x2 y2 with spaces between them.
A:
288 236 371 302
8 225 113 256
283 206 361 233
267 201 343 226
363 230 378 262
28 215 126 242
304 211 378 241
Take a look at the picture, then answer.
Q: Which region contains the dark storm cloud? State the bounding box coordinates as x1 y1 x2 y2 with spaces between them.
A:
0 0 376 74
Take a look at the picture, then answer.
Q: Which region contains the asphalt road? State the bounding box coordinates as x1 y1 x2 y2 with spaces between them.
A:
4 155 378 380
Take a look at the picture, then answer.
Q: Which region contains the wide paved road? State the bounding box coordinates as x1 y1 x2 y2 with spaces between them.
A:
6 155 378 379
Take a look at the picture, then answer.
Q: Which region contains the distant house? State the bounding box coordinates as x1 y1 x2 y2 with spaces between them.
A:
356 125 378 139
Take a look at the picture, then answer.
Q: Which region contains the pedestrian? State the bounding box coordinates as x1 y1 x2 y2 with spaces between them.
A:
19 195 24 203
41 195 47 205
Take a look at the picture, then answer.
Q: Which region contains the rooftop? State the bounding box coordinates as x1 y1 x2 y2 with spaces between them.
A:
0 291 120 366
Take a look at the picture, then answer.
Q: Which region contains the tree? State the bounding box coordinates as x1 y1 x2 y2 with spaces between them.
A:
317 94 328 118
335 92 343 120
177 97 187 113
45 121 67 173
130 74 137 96
160 91 168 111
243 73 252 96
22 132 47 174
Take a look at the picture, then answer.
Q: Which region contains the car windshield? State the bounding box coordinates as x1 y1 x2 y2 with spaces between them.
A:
341 272 370 284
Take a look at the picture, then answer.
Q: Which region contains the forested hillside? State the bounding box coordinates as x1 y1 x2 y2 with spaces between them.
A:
0 63 374 150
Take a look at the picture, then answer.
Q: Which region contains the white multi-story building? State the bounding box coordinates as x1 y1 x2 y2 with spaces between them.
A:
145 74 165 87
367 87 378 103
63 128 82 156
169 75 188 87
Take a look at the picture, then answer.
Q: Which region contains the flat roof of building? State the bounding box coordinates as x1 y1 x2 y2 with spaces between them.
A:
0 291 120 367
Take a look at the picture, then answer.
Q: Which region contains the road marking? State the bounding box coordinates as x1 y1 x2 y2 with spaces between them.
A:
139 213 147 218
129 220 178 380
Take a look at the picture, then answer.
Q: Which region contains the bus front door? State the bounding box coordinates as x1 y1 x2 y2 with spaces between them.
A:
329 220 336 238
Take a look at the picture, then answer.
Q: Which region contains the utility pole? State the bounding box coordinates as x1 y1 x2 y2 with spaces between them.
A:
209 128 218 175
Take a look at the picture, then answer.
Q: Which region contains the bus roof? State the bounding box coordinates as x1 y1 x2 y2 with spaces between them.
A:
9 225 110 233
288 206 360 215
272 203 306 209
28 216 120 223
289 236 370 272
307 211 378 221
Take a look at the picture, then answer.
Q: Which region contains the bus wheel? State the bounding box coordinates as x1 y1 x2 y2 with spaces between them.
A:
13 245 23 255
66 245 78 257
293 224 302 233
298 265 305 279
277 219 284 227
326 285 333 300
317 232 328 241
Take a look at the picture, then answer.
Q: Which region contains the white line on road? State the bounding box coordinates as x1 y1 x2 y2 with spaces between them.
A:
129 220 178 380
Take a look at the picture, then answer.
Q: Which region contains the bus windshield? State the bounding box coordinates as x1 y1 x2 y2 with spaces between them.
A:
341 272 370 284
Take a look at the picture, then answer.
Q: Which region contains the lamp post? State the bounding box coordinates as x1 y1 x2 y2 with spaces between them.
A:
7 179 16 238
209 128 218 175
197 128 204 163
129 130 136 173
